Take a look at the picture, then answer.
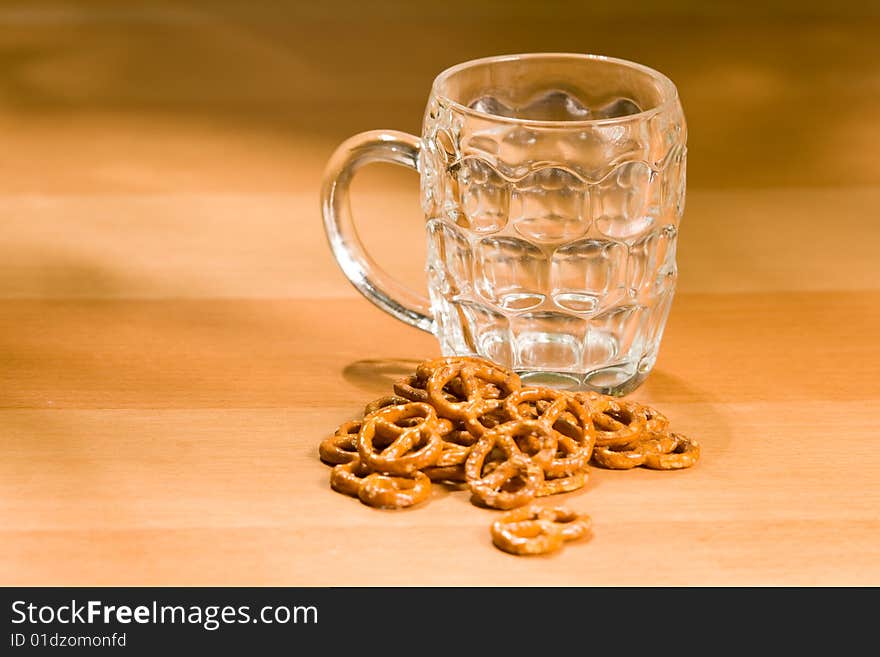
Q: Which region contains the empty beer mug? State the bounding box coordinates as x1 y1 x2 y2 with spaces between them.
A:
322 53 686 394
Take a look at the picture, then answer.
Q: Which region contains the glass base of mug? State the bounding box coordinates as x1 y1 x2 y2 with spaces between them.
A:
439 340 659 396
517 366 650 397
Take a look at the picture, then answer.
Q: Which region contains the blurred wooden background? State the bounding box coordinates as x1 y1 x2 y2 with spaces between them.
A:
1 1 878 585
2 0 879 298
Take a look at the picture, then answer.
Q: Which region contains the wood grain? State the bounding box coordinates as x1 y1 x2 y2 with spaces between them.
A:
1 1 879 585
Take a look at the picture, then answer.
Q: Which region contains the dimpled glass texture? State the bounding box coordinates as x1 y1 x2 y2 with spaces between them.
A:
420 55 686 394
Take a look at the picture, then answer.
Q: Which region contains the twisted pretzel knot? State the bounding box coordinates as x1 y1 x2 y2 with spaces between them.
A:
356 402 445 475
464 421 554 510
491 505 592 556
581 396 699 471
417 357 511 399
590 398 648 447
504 388 594 478
394 356 500 405
427 360 521 436
330 457 431 508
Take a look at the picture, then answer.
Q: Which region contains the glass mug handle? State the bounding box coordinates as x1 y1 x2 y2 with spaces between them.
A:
321 130 435 334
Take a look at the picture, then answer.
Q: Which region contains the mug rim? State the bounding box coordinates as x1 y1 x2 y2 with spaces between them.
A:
430 52 680 128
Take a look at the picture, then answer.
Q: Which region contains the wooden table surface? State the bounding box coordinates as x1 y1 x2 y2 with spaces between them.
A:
2 1 879 586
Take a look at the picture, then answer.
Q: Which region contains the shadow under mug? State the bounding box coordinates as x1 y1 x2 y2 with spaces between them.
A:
321 53 686 395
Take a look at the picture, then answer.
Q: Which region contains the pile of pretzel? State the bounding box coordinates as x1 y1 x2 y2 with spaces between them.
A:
318 356 700 555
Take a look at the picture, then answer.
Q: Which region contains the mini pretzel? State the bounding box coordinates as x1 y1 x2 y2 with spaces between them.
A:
414 357 516 435
642 433 701 470
491 515 563 555
329 457 372 497
365 391 451 431
357 403 444 475
490 505 591 555
591 398 647 447
416 356 515 399
363 395 410 417
427 360 521 436
465 424 549 509
393 374 477 407
504 388 594 477
467 452 544 509
591 430 682 469
358 471 431 509
393 356 491 404
319 420 361 465
505 388 564 423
